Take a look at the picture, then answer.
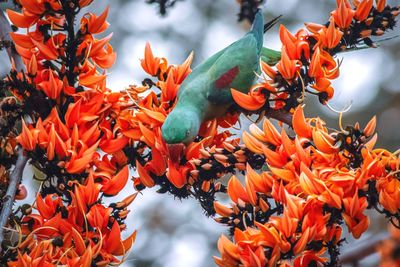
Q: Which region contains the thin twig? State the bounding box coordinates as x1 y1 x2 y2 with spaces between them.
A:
0 147 28 252
0 9 24 71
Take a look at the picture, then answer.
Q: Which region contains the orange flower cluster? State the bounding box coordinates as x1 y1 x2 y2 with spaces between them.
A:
124 43 240 191
214 106 400 266
4 1 245 263
378 223 400 267
11 176 137 266
8 3 114 93
4 1 139 265
2 0 399 265
232 0 399 112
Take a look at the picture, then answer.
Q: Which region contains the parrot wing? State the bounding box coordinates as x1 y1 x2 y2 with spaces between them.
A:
206 33 260 104
177 48 227 98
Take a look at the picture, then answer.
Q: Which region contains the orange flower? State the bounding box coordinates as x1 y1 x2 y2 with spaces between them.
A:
276 46 301 80
160 71 180 102
342 193 370 238
376 0 386 12
103 221 137 257
318 17 344 49
6 9 38 28
87 204 112 229
354 0 373 21
311 77 334 100
16 119 37 151
171 51 193 84
308 48 339 79
135 160 156 188
74 172 101 212
80 7 110 34
37 69 64 99
166 160 190 188
279 25 310 60
292 105 312 138
36 194 62 220
230 87 266 111
293 252 326 267
141 42 166 77
79 62 107 88
331 0 355 29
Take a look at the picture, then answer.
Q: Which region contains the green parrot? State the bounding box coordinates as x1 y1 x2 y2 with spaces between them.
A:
161 10 279 160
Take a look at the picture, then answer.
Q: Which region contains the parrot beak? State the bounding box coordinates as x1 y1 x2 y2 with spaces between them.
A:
167 143 186 163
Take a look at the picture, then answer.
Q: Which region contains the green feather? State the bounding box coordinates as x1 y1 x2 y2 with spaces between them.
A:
162 10 266 145
261 47 281 65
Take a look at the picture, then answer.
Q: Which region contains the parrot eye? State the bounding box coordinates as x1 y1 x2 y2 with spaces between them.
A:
185 130 190 137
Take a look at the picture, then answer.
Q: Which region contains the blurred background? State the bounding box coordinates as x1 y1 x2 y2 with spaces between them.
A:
1 0 400 266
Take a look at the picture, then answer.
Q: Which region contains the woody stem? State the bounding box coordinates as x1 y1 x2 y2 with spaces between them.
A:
0 9 28 252
62 0 79 86
0 10 24 71
265 108 293 127
339 232 389 265
0 147 28 252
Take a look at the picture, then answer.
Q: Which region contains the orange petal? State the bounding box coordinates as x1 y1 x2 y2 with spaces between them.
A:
100 135 129 154
71 227 86 256
105 221 123 254
141 42 160 76
139 122 155 147
231 88 265 111
242 131 263 154
6 9 37 28
214 202 233 217
227 175 249 203
31 39 58 60
292 106 312 138
166 161 187 188
89 6 110 34
102 165 129 196
355 0 373 21
312 129 339 154
363 116 376 137
136 160 155 188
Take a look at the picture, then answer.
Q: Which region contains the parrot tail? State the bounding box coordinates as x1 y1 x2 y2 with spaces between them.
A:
264 15 282 33
251 9 265 52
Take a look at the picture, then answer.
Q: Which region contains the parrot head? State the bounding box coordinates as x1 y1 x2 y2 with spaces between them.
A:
161 106 201 162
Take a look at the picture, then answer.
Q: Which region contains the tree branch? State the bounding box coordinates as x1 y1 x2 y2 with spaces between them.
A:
0 9 24 72
0 8 28 252
339 232 389 266
265 108 293 127
0 147 28 252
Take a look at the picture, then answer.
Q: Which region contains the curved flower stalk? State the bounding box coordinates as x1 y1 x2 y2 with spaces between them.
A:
232 0 400 112
214 106 400 266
